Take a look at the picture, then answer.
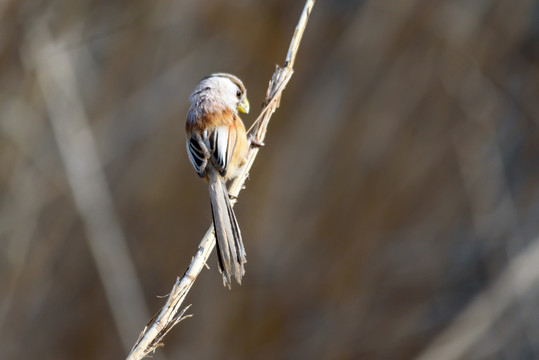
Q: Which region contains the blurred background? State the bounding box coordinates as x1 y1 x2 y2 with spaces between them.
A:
2 0 539 359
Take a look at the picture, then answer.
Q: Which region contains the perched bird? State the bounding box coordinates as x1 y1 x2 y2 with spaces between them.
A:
185 73 250 287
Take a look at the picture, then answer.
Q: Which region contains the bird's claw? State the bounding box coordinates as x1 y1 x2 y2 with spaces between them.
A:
249 135 265 148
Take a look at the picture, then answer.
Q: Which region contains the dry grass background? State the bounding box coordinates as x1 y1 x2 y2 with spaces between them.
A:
1 0 539 359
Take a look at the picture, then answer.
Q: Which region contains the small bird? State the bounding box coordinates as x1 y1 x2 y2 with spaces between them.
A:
185 73 250 287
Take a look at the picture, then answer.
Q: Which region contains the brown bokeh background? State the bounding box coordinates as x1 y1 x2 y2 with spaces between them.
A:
2 0 539 359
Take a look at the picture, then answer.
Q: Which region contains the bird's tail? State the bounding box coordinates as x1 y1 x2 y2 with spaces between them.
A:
208 171 246 287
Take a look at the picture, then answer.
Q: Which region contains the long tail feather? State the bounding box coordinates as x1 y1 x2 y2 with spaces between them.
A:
208 171 246 287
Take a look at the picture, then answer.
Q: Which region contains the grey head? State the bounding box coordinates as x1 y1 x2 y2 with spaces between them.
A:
189 73 250 114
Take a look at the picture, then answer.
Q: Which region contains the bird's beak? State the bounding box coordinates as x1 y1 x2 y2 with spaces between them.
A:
238 97 250 114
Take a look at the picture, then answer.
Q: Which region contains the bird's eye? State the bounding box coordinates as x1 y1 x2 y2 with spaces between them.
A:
236 90 242 98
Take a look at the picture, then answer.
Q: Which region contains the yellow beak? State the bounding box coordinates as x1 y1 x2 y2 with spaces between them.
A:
238 97 250 114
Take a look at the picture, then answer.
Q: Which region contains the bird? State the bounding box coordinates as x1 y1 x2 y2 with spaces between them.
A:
185 73 251 287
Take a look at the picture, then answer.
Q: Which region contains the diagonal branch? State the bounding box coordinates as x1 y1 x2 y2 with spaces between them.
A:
125 1 315 359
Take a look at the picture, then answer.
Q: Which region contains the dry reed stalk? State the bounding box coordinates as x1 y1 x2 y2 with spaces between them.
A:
126 1 315 359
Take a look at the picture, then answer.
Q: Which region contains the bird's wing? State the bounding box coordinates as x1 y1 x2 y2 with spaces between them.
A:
186 132 210 178
208 125 237 176
186 108 239 178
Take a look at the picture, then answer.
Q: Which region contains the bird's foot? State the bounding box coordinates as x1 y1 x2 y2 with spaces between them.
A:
249 135 265 148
